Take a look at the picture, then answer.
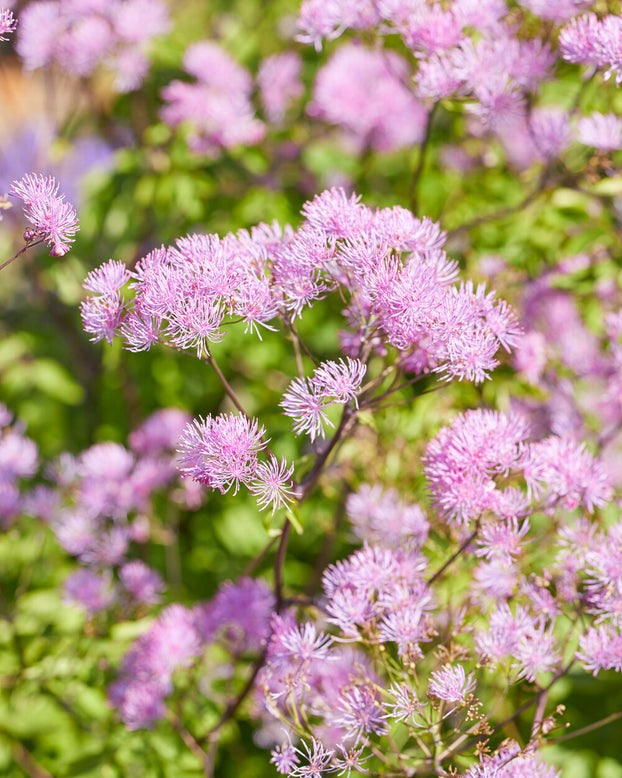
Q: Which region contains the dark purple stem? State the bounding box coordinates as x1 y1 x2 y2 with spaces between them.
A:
0 239 44 272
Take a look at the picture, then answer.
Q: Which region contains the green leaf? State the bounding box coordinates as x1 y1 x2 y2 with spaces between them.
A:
287 505 304 535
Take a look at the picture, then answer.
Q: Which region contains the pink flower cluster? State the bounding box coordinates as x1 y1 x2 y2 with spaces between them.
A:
110 578 274 729
16 0 169 92
424 408 611 525
308 44 428 152
161 41 265 156
178 413 295 514
560 13 622 86
280 358 366 441
0 404 39 527
49 409 192 613
294 0 622 166
257 52 304 124
81 189 520 390
346 483 429 548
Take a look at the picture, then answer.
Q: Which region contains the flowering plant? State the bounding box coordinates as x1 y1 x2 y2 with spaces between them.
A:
0 0 622 776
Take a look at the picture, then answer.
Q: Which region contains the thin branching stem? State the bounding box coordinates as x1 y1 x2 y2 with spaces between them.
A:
297 406 354 501
548 710 622 745
204 353 248 417
0 239 44 272
427 523 480 587
410 102 439 214
274 519 292 612
447 167 552 239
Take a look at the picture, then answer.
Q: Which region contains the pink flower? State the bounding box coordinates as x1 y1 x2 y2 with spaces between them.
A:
280 377 332 441
64 569 116 614
161 41 265 156
312 358 367 405
577 625 622 675
16 0 169 92
119 561 164 604
387 683 424 724
178 413 267 493
269 615 333 665
576 112 622 151
250 455 296 514
280 358 366 440
10 174 79 256
297 0 380 49
529 107 572 159
308 44 427 152
513 623 560 681
0 8 16 40
80 292 126 344
333 684 389 741
518 0 592 23
428 664 476 703
271 743 300 775
258 52 303 123
128 408 191 454
83 259 131 295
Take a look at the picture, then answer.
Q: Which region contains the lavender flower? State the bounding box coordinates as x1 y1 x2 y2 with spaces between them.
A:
428 664 476 704
161 41 265 156
80 292 127 344
64 569 116 614
280 359 366 441
291 738 334 778
128 408 191 455
0 428 38 482
308 44 427 152
178 413 267 493
466 742 561 778
332 684 389 742
423 409 530 525
522 436 612 512
560 13 622 85
119 561 164 604
268 616 333 666
576 624 622 674
513 623 560 681
10 174 79 256
257 52 304 123
529 107 572 159
17 0 169 92
332 745 369 778
271 742 300 774
346 484 429 548
313 358 367 406
302 188 371 239
387 683 424 725
517 0 592 23
559 13 601 65
250 456 296 514
83 259 131 295
296 0 380 49
576 112 622 151
194 577 274 653
110 604 201 729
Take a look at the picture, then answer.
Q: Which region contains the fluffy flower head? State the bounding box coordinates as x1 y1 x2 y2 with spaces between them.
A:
10 174 79 256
